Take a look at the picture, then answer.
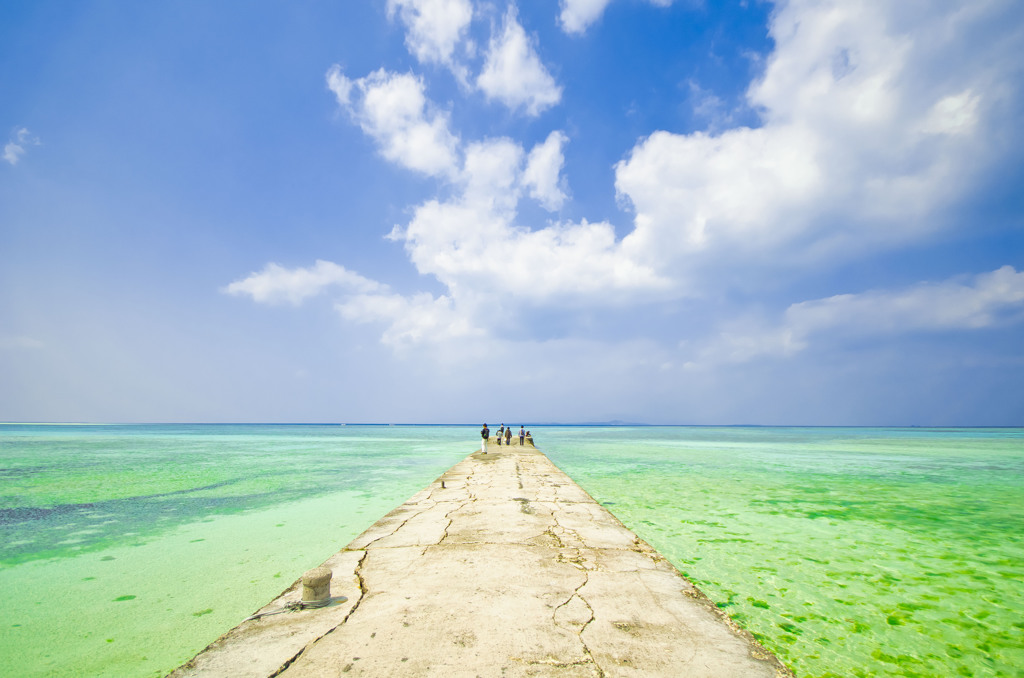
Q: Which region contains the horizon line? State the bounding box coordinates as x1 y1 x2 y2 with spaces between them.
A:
1 422 1021 429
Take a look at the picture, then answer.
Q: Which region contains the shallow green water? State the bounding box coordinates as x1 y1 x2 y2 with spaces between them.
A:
540 427 1024 678
2 425 1022 677
0 424 471 677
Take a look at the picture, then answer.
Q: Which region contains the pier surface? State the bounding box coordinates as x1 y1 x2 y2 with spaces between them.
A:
171 443 792 677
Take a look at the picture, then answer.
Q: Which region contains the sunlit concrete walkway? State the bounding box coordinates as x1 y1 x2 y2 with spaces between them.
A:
170 441 792 677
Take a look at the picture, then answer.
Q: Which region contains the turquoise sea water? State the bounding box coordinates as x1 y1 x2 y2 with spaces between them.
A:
540 426 1024 678
0 424 471 677
1 425 1022 677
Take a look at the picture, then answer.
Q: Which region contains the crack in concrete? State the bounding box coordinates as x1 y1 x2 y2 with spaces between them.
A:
516 657 595 670
551 505 592 561
545 526 566 550
357 494 441 551
561 567 604 678
435 498 465 546
266 648 302 678
547 500 605 678
576 576 605 678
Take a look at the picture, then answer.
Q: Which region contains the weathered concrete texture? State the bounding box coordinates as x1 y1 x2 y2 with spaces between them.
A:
171 443 793 678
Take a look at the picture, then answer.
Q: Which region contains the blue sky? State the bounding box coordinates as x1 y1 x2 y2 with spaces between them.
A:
2 0 1022 425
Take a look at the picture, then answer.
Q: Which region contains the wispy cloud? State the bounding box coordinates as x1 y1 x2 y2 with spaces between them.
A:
688 266 1024 368
337 291 484 348
223 260 386 305
0 335 45 350
3 127 40 165
686 79 740 132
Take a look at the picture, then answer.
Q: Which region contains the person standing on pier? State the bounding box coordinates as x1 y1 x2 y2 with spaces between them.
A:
505 427 512 446
480 423 489 453
519 426 525 445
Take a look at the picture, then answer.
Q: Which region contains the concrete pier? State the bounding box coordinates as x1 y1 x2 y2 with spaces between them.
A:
170 443 792 677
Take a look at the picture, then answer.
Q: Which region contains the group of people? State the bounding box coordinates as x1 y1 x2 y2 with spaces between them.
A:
479 423 530 452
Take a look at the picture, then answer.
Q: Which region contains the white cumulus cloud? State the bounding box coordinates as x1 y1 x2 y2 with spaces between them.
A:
386 0 473 68
319 126 664 343
389 131 667 315
559 0 614 34
616 0 1022 279
317 49 662 344
327 66 460 178
245 0 1023 357
477 5 562 116
523 131 570 211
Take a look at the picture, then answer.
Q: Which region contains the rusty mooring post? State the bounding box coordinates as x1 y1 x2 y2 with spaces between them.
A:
301 566 332 607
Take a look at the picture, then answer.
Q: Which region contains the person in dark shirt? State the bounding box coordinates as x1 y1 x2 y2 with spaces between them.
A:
480 423 489 453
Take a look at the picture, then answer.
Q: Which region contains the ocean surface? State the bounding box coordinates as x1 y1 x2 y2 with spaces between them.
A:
1 425 1021 677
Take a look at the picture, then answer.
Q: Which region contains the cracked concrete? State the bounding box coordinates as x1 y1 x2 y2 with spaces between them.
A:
170 443 793 678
